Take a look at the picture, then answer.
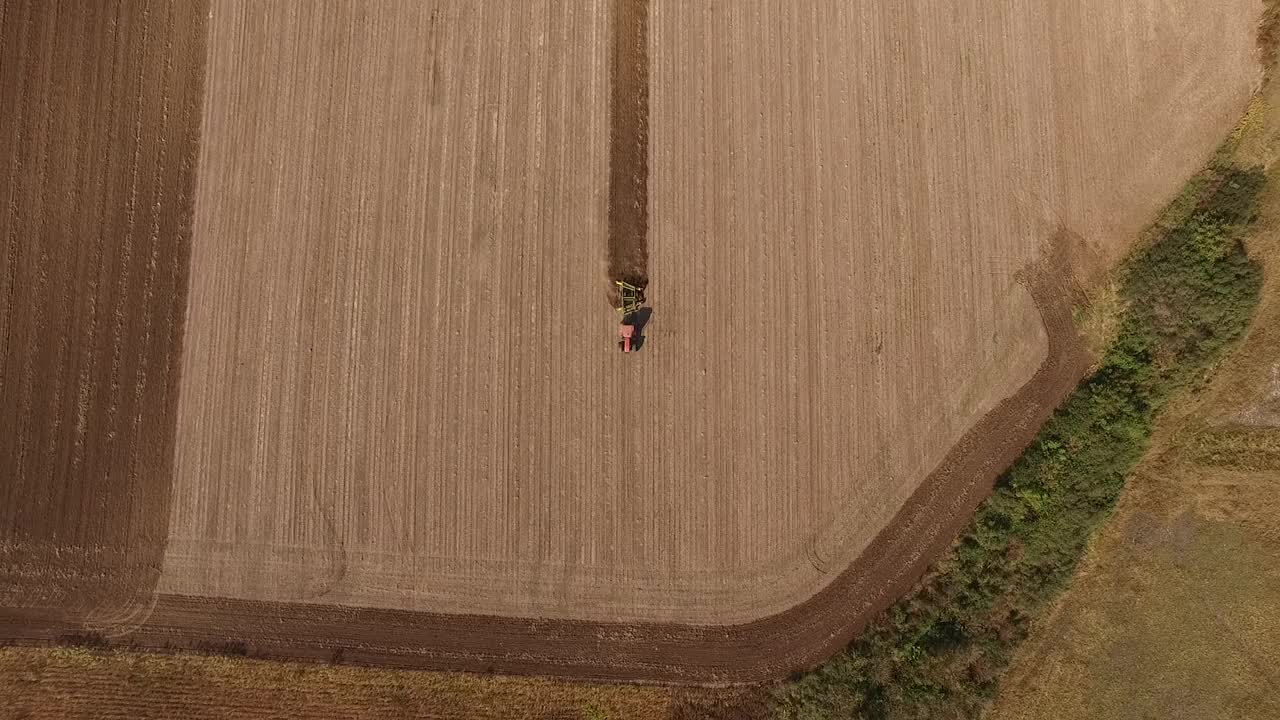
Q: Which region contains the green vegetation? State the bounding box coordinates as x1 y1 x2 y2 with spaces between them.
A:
774 163 1266 720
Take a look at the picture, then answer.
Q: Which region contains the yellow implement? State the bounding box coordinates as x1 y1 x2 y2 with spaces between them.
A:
615 280 645 314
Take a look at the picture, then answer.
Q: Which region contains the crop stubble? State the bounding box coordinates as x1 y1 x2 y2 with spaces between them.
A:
0 0 206 624
0 0 1265 685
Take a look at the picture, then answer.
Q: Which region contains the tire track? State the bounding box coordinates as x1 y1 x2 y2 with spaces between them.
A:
41 0 90 516
102 0 151 495
24 0 63 494
68 1 120 516
9 0 50 493
0 0 34 404
119 2 174 612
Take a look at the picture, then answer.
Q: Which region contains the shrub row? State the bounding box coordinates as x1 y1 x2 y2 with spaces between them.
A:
774 164 1265 719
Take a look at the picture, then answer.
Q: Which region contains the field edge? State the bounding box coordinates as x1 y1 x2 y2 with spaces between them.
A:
0 253 1087 685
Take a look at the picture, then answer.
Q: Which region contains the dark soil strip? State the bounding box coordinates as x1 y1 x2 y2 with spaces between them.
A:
0 0 206 623
607 0 649 291
0 261 1087 685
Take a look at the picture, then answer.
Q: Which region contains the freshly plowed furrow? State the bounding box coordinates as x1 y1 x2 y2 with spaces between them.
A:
608 0 649 290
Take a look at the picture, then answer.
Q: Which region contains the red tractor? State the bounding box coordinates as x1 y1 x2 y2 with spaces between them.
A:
618 322 637 353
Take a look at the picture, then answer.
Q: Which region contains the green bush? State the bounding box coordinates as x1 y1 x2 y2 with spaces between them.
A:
773 165 1264 720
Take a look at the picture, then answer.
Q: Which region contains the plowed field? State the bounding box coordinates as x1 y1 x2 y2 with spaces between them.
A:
0 0 1265 686
0 0 206 623
158 0 1261 625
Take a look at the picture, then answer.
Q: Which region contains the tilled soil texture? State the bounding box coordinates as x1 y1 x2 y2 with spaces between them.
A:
608 0 649 291
156 0 1261 629
0 0 206 625
0 259 1086 685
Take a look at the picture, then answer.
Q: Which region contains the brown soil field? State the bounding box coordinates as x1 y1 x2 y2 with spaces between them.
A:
0 0 1266 688
74 259 1081 685
157 0 1260 625
0 0 206 624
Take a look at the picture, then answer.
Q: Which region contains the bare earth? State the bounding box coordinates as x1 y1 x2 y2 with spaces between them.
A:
157 0 1261 625
0 0 205 623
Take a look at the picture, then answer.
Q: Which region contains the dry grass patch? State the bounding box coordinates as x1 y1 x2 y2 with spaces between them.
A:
1074 279 1127 365
0 647 674 720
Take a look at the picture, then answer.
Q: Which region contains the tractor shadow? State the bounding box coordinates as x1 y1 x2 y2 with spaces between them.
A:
630 307 653 352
